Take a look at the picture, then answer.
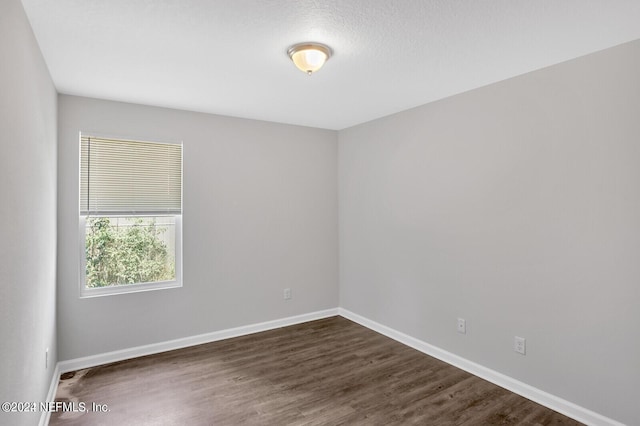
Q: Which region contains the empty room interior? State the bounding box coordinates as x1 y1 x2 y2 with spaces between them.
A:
2 0 640 425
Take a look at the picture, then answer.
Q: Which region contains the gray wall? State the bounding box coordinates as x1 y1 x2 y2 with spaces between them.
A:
339 40 640 425
57 95 339 360
0 0 58 425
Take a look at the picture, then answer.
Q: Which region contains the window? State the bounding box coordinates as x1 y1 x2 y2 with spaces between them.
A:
79 134 182 297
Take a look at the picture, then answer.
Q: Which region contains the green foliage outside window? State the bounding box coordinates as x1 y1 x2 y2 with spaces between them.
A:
85 217 175 287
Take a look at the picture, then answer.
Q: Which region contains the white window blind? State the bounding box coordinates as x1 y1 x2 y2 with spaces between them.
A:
80 135 182 215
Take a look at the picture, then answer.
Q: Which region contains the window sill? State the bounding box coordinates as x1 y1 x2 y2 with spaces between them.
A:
79 280 182 298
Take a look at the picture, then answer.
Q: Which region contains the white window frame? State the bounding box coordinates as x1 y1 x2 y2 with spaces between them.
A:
78 133 183 298
78 215 182 298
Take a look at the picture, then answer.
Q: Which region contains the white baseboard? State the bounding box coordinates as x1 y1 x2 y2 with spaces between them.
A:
338 308 624 426
47 307 622 426
39 363 60 426
57 308 339 374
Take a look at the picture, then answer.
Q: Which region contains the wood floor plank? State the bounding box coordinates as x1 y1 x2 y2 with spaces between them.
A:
50 316 582 425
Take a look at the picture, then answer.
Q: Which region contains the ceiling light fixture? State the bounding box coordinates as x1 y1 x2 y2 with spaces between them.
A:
287 42 332 75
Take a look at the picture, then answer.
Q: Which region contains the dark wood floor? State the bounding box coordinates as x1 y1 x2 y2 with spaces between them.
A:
50 316 582 425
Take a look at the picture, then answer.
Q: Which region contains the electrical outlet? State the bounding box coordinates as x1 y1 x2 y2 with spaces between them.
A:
45 348 49 369
514 336 526 355
457 318 466 334
283 288 291 300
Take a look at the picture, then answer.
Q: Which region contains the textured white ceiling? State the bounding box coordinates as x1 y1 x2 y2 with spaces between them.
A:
20 0 640 130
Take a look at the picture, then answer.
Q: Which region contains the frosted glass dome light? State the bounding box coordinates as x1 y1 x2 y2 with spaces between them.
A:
287 43 332 75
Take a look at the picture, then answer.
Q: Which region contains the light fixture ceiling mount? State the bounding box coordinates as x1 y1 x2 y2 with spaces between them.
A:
287 42 332 75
